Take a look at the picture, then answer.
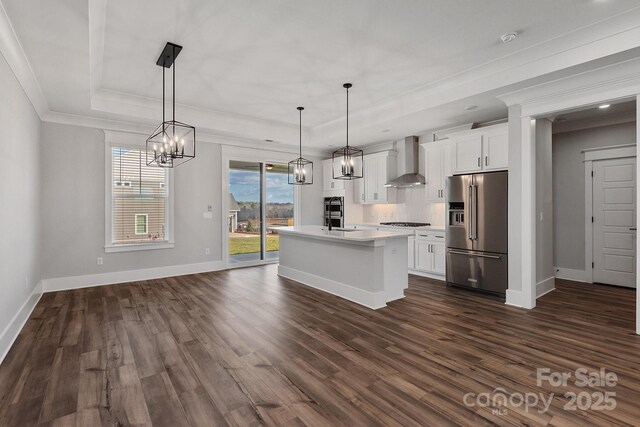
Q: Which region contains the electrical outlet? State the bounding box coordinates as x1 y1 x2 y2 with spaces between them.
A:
97 257 103 265
205 248 210 255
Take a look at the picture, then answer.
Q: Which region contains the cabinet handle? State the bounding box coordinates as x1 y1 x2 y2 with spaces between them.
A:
485 156 488 166
374 192 378 200
331 182 334 189
477 157 481 167
362 193 365 201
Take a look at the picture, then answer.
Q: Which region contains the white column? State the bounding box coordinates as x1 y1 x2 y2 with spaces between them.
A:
506 105 536 309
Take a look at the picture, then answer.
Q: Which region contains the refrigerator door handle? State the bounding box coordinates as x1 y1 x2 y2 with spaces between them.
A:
468 185 474 240
473 184 479 240
448 250 502 260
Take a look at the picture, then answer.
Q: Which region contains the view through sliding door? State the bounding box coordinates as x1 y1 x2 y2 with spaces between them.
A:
228 161 293 264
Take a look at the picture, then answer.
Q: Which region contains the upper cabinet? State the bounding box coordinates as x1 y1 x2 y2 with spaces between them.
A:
449 123 508 175
322 159 345 197
352 151 397 204
423 139 451 202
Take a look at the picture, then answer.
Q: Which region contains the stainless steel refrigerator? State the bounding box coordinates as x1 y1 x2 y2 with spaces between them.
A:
445 171 508 296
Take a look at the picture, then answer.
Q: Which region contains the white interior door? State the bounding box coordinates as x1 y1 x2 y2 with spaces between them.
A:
593 157 637 288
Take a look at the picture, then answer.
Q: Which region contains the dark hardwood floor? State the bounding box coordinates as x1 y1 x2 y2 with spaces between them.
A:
0 266 638 426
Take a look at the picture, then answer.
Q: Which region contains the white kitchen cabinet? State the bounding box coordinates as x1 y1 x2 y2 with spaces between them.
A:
483 130 509 171
352 176 365 204
451 134 483 174
322 159 345 197
432 242 446 275
423 139 451 202
413 231 445 276
415 238 433 272
449 123 508 175
408 235 415 269
352 151 397 204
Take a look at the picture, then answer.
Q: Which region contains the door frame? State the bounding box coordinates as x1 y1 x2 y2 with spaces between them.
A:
584 144 637 283
221 146 302 269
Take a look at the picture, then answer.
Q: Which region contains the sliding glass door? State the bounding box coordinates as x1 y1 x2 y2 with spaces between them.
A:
265 164 294 260
228 161 293 264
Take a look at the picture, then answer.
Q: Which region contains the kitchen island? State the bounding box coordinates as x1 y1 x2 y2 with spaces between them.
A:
274 225 412 309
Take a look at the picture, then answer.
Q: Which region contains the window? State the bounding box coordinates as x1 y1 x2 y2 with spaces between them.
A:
106 146 173 252
135 214 148 235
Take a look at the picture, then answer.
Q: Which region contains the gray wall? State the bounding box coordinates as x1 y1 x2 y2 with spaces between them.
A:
552 121 636 270
40 122 324 279
535 119 554 284
0 53 41 343
41 123 223 278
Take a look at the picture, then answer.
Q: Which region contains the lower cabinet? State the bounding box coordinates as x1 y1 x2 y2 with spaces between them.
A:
412 232 445 276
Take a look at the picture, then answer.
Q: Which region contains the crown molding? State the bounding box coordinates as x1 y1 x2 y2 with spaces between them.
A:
312 10 640 141
0 0 48 118
89 88 307 146
42 112 326 157
498 57 640 117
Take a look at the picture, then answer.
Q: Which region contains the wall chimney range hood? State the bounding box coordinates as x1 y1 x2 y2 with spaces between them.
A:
385 136 425 187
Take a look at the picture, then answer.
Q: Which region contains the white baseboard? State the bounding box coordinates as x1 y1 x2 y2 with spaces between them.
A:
536 276 556 298
42 260 226 293
555 267 589 283
0 281 43 365
409 270 446 281
277 265 388 310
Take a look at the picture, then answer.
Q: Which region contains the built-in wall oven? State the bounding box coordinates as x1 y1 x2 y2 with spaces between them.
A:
324 197 344 228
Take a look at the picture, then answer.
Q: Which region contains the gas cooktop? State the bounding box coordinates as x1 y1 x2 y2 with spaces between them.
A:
379 222 431 227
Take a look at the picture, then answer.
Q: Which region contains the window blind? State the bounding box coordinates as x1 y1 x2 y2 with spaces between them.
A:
112 147 168 244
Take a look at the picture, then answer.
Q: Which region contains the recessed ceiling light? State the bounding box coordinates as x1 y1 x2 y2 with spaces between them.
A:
464 105 477 111
500 32 518 43
598 104 610 109
382 129 390 133
265 139 274 142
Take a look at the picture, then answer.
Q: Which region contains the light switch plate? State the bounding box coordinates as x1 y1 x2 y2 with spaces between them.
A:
203 212 213 219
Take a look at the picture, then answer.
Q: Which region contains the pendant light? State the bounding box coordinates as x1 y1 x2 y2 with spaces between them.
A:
146 42 196 168
332 83 363 180
288 107 313 185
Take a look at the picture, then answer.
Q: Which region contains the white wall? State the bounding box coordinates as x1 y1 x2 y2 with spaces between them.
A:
535 119 555 295
552 121 636 272
40 122 324 283
40 123 224 279
0 53 42 359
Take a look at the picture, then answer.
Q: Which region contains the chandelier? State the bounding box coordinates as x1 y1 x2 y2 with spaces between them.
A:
288 107 313 185
146 42 196 168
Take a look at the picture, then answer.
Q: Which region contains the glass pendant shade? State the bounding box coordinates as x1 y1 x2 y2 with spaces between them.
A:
146 42 196 168
332 83 363 180
288 106 313 185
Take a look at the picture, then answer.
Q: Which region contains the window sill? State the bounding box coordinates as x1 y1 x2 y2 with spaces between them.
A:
104 241 175 253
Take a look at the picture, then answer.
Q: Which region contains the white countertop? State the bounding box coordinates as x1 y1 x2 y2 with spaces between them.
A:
273 225 413 243
345 223 446 232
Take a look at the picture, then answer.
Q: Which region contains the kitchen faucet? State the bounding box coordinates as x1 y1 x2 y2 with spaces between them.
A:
327 196 343 231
